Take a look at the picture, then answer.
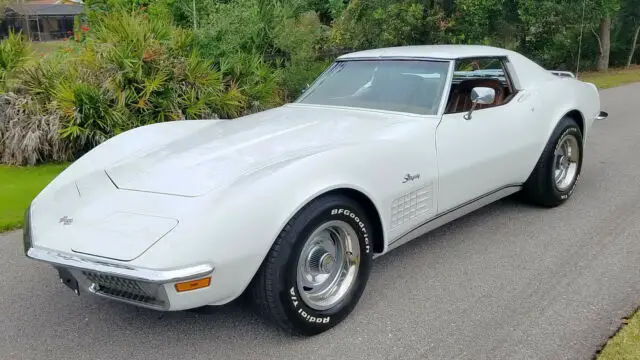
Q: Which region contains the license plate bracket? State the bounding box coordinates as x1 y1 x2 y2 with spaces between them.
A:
57 267 80 296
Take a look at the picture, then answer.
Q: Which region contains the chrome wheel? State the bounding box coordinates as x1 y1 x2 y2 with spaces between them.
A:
296 220 361 311
553 133 580 191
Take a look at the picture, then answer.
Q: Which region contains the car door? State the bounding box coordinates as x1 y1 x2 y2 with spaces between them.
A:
434 57 539 213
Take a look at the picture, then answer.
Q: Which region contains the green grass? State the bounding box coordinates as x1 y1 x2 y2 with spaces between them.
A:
579 66 640 89
30 40 66 56
0 164 68 232
598 307 640 360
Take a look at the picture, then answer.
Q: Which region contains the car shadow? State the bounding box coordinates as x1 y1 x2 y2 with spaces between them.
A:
11 193 546 358
87 194 531 328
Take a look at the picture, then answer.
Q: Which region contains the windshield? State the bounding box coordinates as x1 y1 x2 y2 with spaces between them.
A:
295 59 450 115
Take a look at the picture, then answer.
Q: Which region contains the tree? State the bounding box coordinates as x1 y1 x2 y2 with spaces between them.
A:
628 22 640 67
582 0 621 71
0 0 16 25
596 15 612 70
331 0 451 50
620 0 640 67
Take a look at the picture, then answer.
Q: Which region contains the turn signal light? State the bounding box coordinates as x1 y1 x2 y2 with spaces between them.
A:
175 277 211 292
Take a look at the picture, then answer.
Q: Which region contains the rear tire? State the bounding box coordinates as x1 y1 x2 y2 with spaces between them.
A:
251 194 374 336
521 116 583 207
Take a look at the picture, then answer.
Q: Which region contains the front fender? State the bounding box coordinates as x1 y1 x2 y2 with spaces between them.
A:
134 138 436 304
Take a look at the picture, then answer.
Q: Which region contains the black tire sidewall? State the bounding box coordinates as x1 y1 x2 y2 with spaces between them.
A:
278 197 374 334
545 119 584 201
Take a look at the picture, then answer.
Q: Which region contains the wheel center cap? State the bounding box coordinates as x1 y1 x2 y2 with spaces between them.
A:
561 156 569 169
319 253 336 273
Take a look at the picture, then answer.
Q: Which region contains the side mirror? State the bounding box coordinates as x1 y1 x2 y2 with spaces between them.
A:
596 111 608 121
464 87 496 120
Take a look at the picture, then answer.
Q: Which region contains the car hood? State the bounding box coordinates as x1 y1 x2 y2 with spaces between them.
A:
104 104 402 197
29 104 420 262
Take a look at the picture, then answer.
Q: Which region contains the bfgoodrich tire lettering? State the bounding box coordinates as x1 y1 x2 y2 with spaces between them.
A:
521 116 584 207
251 194 374 336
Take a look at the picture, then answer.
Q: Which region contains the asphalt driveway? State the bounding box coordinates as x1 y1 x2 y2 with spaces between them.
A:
2 83 640 360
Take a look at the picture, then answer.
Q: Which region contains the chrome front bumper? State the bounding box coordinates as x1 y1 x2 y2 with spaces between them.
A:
26 247 214 310
23 206 214 311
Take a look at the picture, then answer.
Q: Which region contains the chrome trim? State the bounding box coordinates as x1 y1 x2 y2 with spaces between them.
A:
23 204 33 255
294 61 340 103
89 285 169 310
553 133 580 191
387 185 522 251
337 56 456 62
296 220 360 311
596 111 608 121
550 70 576 78
81 272 170 310
503 58 522 90
437 60 456 117
26 246 214 284
286 103 439 119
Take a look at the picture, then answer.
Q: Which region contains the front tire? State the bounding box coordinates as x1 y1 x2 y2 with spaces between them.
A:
251 194 374 336
521 116 584 207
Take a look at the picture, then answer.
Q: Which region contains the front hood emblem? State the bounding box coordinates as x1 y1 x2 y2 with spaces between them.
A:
59 216 73 226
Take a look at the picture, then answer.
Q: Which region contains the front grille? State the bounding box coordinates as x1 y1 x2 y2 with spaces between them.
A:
97 285 159 304
83 271 146 295
82 271 165 308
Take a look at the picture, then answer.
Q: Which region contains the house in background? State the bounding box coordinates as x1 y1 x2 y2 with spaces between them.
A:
1 1 85 41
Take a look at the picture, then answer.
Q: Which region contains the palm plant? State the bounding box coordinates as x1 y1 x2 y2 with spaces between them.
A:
0 31 33 93
0 93 74 165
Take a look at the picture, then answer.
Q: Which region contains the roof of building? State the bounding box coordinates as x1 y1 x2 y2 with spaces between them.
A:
6 3 84 16
338 45 513 61
26 0 76 3
24 0 83 4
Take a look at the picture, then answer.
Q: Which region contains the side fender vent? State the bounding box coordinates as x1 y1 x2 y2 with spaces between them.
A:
390 184 433 229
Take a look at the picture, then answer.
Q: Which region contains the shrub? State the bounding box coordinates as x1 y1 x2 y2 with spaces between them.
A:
274 11 332 100
0 31 33 93
19 50 74 103
0 3 336 165
71 10 253 132
195 0 329 101
0 9 268 165
0 93 74 166
330 0 425 50
218 53 284 113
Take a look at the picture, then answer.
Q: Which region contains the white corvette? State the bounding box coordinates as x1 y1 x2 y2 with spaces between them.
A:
24 45 607 336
